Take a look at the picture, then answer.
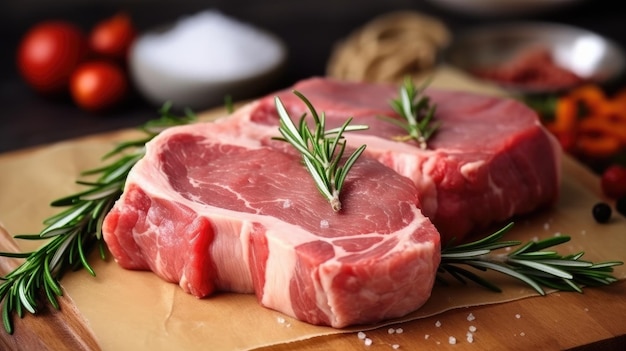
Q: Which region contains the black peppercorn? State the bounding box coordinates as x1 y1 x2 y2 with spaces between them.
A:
592 202 612 223
616 197 626 218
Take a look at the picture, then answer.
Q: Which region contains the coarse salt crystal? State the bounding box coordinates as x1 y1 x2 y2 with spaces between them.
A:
467 313 476 321
448 336 457 345
435 320 442 327
424 334 430 340
388 328 395 334
282 199 292 209
364 338 373 346
277 317 285 324
520 332 526 337
515 314 521 319
395 328 403 334
320 219 329 229
357 331 366 340
392 344 400 349
469 325 477 332
467 333 474 343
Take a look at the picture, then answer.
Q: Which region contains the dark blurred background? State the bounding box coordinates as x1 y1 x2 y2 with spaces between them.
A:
1 0 624 153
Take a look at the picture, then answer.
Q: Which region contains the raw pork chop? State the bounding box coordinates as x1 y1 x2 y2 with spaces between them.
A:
233 77 561 243
102 116 441 328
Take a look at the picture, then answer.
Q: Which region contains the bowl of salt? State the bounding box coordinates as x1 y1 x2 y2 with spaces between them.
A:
129 10 287 110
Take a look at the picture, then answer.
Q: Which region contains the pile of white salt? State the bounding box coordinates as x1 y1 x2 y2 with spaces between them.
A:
135 10 285 81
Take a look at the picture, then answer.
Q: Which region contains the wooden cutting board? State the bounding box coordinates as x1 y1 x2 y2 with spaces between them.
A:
0 69 625 350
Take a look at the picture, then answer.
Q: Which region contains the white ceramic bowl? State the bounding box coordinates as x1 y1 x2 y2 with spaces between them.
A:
445 22 626 95
129 12 287 111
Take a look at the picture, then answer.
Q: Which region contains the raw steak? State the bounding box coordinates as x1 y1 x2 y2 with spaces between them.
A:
233 77 561 243
102 116 441 328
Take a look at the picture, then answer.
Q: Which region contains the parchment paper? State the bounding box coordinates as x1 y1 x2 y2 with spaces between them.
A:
0 67 624 351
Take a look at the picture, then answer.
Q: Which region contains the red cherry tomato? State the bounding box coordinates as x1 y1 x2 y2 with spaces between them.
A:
601 165 626 199
16 21 89 95
70 61 128 112
89 12 136 62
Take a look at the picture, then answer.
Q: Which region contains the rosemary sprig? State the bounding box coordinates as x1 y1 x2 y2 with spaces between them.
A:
0 102 195 334
274 90 369 212
379 77 439 149
438 222 624 295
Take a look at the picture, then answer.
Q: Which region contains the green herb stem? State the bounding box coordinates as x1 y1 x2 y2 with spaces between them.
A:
380 76 439 149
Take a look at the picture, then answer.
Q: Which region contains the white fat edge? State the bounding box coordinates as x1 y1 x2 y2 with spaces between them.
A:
460 159 507 200
487 172 504 198
416 155 440 217
459 159 513 216
487 172 515 217
207 217 254 292
258 220 322 318
459 160 485 179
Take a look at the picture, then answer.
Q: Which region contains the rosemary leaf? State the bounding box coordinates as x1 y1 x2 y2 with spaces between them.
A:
42 259 62 296
592 261 625 269
439 249 491 259
43 282 61 310
469 260 547 295
537 259 593 268
562 278 583 293
17 281 35 314
507 259 573 279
